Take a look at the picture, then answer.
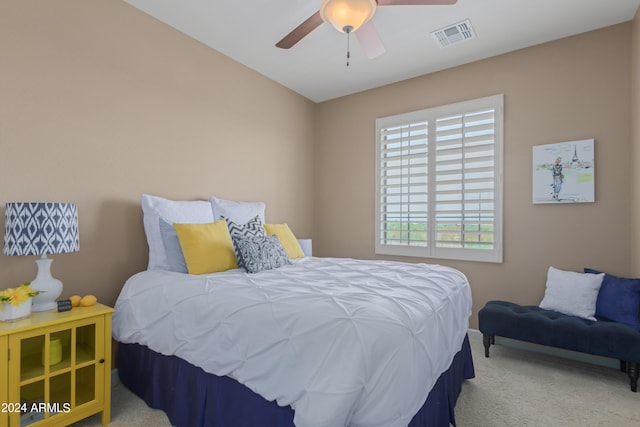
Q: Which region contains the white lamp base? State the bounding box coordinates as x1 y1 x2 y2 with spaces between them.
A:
30 256 63 312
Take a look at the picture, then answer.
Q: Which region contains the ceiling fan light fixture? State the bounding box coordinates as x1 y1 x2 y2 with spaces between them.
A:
320 0 377 34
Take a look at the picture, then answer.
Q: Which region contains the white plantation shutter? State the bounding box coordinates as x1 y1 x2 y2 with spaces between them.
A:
378 120 429 247
376 95 503 262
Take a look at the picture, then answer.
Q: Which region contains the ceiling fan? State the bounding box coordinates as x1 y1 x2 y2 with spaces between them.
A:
276 0 458 61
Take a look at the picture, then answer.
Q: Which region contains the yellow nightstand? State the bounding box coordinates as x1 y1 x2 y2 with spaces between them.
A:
0 303 114 427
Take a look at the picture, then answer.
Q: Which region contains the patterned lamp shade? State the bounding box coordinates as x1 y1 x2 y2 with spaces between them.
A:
4 202 79 257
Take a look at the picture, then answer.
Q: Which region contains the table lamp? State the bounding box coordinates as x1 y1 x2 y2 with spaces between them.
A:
3 202 79 311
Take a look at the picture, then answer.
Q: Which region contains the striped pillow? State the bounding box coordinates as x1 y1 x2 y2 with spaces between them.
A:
224 215 266 270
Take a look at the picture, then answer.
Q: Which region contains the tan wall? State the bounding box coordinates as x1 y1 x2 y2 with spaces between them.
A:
1 1 635 331
315 24 633 328
0 1 316 306
631 8 640 276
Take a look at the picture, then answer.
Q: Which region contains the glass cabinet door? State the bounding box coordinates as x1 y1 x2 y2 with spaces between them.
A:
75 324 97 406
0 336 8 427
8 317 104 426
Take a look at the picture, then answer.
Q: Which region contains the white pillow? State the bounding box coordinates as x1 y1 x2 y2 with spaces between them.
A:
159 218 188 273
539 266 604 321
141 194 214 271
210 196 266 224
297 239 312 257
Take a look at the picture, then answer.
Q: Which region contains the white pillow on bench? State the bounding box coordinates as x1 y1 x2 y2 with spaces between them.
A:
539 266 604 321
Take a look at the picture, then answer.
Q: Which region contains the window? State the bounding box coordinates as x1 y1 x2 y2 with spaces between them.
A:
375 94 503 263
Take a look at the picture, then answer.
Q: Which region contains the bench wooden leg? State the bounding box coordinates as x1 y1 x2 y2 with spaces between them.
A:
483 334 493 357
628 362 638 392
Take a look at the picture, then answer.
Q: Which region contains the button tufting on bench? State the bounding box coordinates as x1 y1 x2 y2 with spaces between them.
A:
478 300 640 392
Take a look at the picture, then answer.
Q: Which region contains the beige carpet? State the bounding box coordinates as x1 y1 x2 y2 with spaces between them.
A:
456 335 639 427
73 334 640 426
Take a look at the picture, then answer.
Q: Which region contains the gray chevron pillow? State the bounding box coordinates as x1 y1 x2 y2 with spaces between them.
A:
235 235 290 274
224 215 266 270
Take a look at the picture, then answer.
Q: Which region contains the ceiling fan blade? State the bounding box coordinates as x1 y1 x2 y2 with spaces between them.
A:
377 0 457 5
355 22 386 59
276 11 323 49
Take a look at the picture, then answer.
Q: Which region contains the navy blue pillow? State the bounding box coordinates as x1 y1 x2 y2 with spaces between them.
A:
584 268 640 330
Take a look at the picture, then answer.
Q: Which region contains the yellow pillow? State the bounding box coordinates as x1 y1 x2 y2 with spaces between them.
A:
264 223 305 259
173 220 237 274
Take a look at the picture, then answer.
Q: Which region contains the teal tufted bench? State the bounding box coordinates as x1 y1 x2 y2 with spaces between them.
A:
478 300 640 392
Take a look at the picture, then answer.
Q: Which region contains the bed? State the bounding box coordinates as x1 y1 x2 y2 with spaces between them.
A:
111 195 474 427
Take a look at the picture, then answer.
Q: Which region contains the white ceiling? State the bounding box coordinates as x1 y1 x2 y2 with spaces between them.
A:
123 0 640 103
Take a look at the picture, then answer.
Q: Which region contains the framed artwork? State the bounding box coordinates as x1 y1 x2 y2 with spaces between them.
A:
532 139 594 204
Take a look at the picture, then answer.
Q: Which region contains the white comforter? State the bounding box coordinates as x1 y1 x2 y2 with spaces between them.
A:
112 257 472 427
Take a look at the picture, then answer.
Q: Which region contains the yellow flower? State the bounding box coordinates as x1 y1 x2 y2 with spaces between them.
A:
0 282 41 308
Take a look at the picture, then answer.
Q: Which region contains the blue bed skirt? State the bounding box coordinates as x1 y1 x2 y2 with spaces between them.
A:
117 334 474 427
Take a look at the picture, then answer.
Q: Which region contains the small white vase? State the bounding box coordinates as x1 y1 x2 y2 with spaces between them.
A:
0 300 32 321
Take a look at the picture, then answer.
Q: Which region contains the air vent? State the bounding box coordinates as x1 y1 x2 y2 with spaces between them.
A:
431 19 476 48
